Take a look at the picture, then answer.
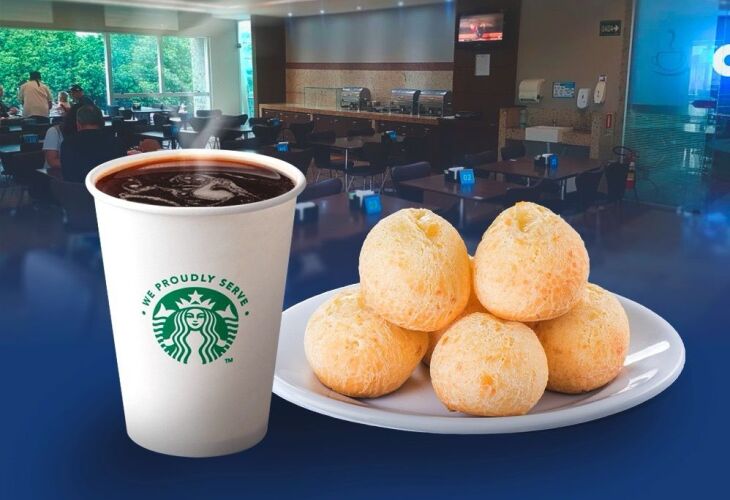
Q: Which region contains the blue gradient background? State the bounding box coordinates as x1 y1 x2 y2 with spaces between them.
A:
2 203 728 499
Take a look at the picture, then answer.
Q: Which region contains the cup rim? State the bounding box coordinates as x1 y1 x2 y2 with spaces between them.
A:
85 149 307 216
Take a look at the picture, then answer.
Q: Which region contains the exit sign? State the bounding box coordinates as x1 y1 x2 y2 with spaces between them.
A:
600 20 622 36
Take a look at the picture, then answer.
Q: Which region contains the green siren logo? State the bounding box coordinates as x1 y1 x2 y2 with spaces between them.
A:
152 287 238 364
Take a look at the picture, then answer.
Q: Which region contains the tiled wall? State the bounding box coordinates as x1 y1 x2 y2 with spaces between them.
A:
285 68 453 106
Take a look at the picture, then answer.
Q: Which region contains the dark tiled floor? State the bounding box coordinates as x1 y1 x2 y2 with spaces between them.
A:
1 180 729 497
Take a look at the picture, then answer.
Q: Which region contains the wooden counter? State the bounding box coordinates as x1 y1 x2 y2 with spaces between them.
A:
259 103 442 126
259 103 448 167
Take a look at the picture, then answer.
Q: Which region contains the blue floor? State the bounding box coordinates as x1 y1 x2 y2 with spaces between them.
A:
1 193 729 498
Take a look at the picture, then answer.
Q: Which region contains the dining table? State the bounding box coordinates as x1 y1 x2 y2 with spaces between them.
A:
399 174 517 227
291 192 435 253
476 156 603 197
308 134 404 186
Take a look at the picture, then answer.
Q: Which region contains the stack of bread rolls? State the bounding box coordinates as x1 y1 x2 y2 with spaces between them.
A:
304 203 630 416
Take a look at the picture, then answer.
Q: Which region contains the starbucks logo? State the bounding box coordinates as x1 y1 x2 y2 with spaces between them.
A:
152 287 238 364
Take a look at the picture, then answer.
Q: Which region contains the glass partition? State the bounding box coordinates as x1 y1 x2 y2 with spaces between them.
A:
624 0 729 208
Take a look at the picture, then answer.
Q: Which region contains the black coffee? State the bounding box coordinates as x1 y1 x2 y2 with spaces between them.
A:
96 160 294 207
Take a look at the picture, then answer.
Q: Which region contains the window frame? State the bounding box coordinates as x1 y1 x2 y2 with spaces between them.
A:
105 32 213 111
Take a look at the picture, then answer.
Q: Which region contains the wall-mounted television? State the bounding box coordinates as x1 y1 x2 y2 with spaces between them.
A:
457 12 504 44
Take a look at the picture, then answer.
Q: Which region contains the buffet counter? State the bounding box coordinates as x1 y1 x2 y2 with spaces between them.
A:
259 103 443 126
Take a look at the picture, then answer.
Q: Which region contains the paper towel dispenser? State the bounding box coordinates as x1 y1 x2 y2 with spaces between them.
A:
518 79 545 103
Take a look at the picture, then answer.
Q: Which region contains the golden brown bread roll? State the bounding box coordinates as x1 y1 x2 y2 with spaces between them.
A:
473 202 589 322
359 209 471 331
304 287 429 398
535 283 630 394
423 257 485 366
430 312 548 416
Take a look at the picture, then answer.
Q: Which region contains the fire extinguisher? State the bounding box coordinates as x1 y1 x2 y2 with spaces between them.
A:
613 146 637 190
626 153 636 190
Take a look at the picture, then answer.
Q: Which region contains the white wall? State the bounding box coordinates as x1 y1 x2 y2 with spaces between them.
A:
516 0 630 113
286 4 455 63
0 0 242 113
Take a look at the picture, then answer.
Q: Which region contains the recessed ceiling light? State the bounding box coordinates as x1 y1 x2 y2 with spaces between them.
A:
287 12 293 17
398 1 404 6
320 9 325 14
356 5 362 10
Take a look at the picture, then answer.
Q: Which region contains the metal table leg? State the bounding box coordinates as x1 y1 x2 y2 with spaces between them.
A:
459 199 465 228
344 147 349 190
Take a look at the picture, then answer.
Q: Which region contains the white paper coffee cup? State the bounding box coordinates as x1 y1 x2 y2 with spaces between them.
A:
86 149 306 457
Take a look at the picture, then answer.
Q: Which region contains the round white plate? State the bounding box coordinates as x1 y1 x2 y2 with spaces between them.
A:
273 285 685 434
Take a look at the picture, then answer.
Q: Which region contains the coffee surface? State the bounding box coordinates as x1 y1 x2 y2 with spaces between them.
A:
96 162 294 207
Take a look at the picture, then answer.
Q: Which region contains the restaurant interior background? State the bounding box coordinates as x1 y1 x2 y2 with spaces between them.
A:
0 1 728 497
0 0 727 211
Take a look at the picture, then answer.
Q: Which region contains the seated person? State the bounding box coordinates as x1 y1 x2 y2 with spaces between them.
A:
60 105 126 182
42 123 64 169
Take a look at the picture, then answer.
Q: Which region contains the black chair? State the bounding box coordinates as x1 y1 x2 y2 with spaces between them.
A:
273 148 314 178
21 123 50 138
0 132 22 145
391 161 432 203
219 114 248 128
347 126 375 137
298 178 342 202
464 150 498 178
401 135 430 164
217 114 248 143
465 150 498 166
120 109 133 120
288 121 315 146
49 177 97 232
0 150 45 208
20 143 42 152
152 112 172 127
107 105 120 117
188 116 210 133
177 130 211 149
500 143 526 161
248 117 269 127
347 142 389 191
503 180 544 208
252 124 282 146
309 130 348 181
196 109 222 118
604 162 629 204
574 168 604 211
499 143 528 184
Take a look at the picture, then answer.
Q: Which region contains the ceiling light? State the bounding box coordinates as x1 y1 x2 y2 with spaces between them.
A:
287 12 293 17
320 9 325 14
398 1 404 6
356 5 362 10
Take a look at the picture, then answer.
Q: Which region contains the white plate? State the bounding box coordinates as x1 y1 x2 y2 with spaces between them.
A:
273 285 685 434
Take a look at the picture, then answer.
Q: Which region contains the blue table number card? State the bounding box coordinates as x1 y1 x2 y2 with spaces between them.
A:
387 130 397 140
276 141 289 152
459 168 475 185
362 194 382 215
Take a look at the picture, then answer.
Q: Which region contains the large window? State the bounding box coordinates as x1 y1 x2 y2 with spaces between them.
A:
0 28 107 107
238 20 255 116
109 33 211 113
0 27 212 115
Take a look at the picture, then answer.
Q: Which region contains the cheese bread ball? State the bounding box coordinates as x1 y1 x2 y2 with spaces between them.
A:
430 312 548 416
304 287 429 398
424 258 485 365
535 283 630 394
359 209 471 331
474 202 589 322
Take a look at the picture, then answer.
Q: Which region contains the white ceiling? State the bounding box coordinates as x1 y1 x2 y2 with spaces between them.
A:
57 0 449 18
